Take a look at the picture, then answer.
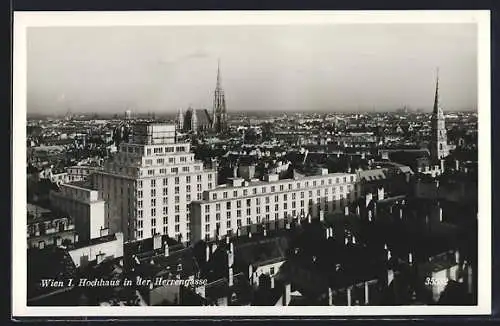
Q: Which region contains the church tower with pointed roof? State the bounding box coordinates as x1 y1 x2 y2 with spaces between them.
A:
429 69 449 162
212 59 228 134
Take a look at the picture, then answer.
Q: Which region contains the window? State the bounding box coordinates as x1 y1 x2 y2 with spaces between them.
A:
226 202 231 210
197 175 202 182
256 198 260 205
247 208 251 216
138 200 143 208
262 187 267 193
247 217 252 225
226 211 231 219
313 181 317 187
205 224 210 232
243 189 248 196
169 158 175 163
175 186 179 194
138 210 143 218
186 185 191 193
175 224 180 232
151 189 156 197
171 167 178 173
163 188 168 196
148 170 154 176
175 215 180 223
275 204 279 211
152 218 156 227
147 149 151 155
163 197 168 205
175 196 180 204
138 180 143 188
227 220 231 228
186 176 191 183
252 188 257 195
270 267 275 275
223 192 228 199
197 184 202 191
157 159 164 164
256 207 261 214
216 203 221 211
296 183 301 189
237 210 241 217
213 193 217 200
216 213 221 221
205 215 210 223
284 203 288 210
280 185 284 191
182 167 189 172
292 193 296 200
163 226 168 234
288 184 292 190
163 207 168 215
284 194 288 201
151 208 156 216
163 178 168 186
208 174 213 180
151 199 156 207
205 205 210 212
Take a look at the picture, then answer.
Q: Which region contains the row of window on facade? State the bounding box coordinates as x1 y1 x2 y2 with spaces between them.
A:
121 145 187 155
135 229 189 241
143 155 192 166
209 178 355 201
208 185 354 205
136 174 211 189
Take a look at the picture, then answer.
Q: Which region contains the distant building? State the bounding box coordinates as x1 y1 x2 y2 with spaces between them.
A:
177 107 212 134
429 70 449 161
125 110 132 120
92 123 217 243
212 61 228 134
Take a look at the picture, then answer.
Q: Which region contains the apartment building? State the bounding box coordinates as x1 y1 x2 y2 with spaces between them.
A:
190 169 359 243
92 123 217 243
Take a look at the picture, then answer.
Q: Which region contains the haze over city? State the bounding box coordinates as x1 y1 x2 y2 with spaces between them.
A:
27 24 478 115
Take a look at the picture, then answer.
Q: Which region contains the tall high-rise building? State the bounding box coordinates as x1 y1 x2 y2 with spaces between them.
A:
212 60 228 134
92 123 217 243
429 70 449 161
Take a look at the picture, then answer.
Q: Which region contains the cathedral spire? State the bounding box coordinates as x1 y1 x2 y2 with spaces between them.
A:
433 67 442 115
216 58 221 90
213 59 227 134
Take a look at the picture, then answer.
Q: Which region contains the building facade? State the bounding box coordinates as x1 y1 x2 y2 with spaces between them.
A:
430 71 449 161
50 183 106 242
190 169 359 243
92 123 217 243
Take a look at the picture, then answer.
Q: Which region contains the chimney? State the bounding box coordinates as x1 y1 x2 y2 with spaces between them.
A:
211 242 217 254
408 252 413 265
319 210 325 222
286 222 291 230
364 281 370 305
329 227 334 239
455 159 460 171
387 269 394 285
328 287 334 306
236 228 241 237
228 267 234 287
344 206 349 216
399 208 403 219
352 235 356 245
226 236 230 245
439 207 443 222
325 228 330 239
100 227 109 237
263 228 267 237
56 237 62 246
307 213 311 224
248 232 252 239
229 242 234 253
347 287 352 306
344 236 348 245
164 241 170 257
233 166 238 178
153 233 162 250
387 249 392 261
365 193 373 207
270 276 275 289
455 250 460 264
74 233 79 244
356 205 360 216
248 264 253 281
440 159 445 172
378 187 385 201
283 283 291 306
205 243 210 262
368 210 373 222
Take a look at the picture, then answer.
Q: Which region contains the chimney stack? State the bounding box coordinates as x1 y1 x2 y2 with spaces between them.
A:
344 206 349 216
307 213 312 224
205 243 210 262
399 208 403 219
440 159 445 172
263 228 267 237
319 210 325 222
364 281 370 305
153 233 162 250
236 228 241 237
226 235 230 245
365 193 373 207
356 205 360 216
270 276 275 289
408 252 413 265
329 227 334 239
211 242 217 254
455 250 460 264
439 207 443 222
228 267 234 287
283 283 292 306
248 232 252 239
328 287 334 306
347 287 352 306
74 233 79 244
164 241 170 257
325 228 330 239
387 269 394 286
378 187 385 201
368 210 373 222
455 159 460 171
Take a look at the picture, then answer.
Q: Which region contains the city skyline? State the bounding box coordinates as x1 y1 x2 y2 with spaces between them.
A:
27 24 477 115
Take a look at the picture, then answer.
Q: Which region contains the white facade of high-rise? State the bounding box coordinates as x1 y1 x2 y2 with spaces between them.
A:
92 123 217 243
190 170 359 243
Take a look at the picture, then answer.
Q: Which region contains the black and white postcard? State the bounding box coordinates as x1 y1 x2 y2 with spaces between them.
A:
12 10 491 317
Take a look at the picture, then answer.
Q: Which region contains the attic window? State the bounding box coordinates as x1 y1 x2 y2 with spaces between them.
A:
177 264 182 271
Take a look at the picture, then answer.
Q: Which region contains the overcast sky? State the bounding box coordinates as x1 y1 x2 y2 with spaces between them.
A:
27 24 477 114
